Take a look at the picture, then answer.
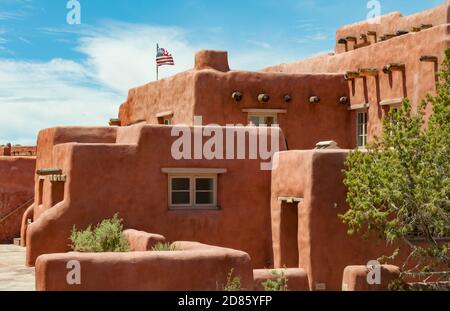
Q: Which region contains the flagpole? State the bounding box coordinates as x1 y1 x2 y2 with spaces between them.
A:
156 43 159 81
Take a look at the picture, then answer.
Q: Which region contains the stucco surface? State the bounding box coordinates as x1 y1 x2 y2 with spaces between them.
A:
342 265 401 291
253 268 309 291
334 3 450 53
35 241 253 291
263 6 450 144
271 150 401 291
123 229 166 251
26 125 286 268
0 157 35 243
13 3 450 292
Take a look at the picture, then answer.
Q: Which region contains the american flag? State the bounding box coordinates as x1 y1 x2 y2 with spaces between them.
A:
156 44 175 67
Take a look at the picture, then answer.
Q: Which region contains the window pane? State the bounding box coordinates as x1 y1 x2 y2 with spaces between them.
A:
172 192 190 205
196 191 213 205
357 112 368 147
172 178 190 191
196 178 213 191
249 116 260 126
264 117 275 126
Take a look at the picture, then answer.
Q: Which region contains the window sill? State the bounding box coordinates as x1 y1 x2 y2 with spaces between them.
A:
169 206 221 211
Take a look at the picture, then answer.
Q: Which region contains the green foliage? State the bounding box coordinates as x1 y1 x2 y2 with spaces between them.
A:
341 49 450 286
70 213 130 252
223 268 241 291
261 270 289 291
151 242 177 251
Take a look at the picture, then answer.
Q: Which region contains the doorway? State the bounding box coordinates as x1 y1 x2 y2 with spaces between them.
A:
278 201 300 267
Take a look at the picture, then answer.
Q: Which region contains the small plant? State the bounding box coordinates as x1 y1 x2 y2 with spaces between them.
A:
70 213 129 252
262 270 289 291
224 268 241 291
151 242 177 251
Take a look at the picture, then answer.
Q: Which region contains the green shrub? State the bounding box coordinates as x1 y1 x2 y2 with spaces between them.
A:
70 214 129 252
261 270 289 291
151 242 177 251
224 268 241 291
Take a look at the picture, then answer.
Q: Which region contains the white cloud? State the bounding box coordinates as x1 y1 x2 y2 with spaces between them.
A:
0 59 121 145
0 22 303 145
293 19 331 43
0 29 6 45
246 40 271 49
0 11 21 20
76 23 198 94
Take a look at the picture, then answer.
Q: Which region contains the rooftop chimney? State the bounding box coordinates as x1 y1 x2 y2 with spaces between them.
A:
195 50 230 72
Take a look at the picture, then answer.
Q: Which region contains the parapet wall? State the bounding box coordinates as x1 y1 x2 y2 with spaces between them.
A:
119 70 197 126
35 241 254 291
0 145 36 157
0 157 35 243
263 24 450 144
335 2 450 53
33 127 118 220
26 125 286 268
119 62 353 149
270 150 399 290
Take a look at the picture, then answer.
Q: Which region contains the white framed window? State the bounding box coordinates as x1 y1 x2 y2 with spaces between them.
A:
248 113 278 127
168 175 217 209
243 109 286 127
163 117 173 125
170 176 192 206
357 111 368 148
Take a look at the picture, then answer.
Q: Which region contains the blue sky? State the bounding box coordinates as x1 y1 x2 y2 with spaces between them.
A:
0 0 446 144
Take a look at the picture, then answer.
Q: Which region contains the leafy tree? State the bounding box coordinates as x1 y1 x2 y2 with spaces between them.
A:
341 49 450 289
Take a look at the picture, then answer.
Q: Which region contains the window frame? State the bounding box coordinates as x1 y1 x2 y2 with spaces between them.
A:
247 112 278 127
356 110 368 149
168 175 193 208
168 174 218 210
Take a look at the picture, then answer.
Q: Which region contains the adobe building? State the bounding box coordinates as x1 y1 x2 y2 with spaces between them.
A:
0 145 36 243
263 3 449 145
7 2 450 290
118 50 352 150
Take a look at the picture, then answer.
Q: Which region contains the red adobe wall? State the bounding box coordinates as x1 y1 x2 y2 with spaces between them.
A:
334 2 450 53
119 51 353 150
10 146 37 157
271 150 399 291
119 70 197 126
32 127 118 220
0 157 36 243
35 241 254 291
0 145 36 157
193 71 351 150
26 125 286 268
264 10 450 146
0 146 11 156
